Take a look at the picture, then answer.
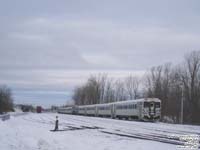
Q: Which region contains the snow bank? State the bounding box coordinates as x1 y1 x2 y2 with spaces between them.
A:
0 114 10 121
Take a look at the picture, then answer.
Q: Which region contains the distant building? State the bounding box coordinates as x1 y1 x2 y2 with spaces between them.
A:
51 106 58 112
15 104 34 112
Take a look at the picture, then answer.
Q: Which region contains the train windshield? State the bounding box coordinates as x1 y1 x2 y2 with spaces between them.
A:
143 102 149 108
155 102 160 108
144 102 160 108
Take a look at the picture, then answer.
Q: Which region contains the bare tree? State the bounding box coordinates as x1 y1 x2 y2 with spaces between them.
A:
125 75 140 99
103 78 115 103
73 74 108 105
0 85 14 113
72 51 200 124
114 79 127 101
144 65 163 98
143 64 179 122
183 51 200 123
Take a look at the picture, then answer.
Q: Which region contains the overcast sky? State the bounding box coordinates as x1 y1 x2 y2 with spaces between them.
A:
1 0 200 107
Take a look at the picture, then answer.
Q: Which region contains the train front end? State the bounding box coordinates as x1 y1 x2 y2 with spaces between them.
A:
142 98 161 121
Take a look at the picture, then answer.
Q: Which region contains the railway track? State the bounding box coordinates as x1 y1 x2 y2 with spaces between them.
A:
100 130 200 149
21 114 200 148
60 115 200 147
60 115 199 135
100 130 184 146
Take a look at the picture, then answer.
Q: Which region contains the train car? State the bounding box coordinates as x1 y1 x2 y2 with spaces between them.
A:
77 105 86 115
58 107 72 114
113 98 161 121
114 100 139 119
57 107 66 114
85 105 96 116
36 106 42 113
142 98 161 121
58 106 78 114
57 98 161 122
96 103 113 117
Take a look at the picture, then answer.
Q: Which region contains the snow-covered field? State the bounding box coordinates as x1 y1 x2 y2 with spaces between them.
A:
0 113 199 150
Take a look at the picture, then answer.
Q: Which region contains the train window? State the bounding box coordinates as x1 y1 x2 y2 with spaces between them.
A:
155 102 160 108
101 106 109 110
144 102 149 107
131 105 134 109
118 105 122 109
117 105 124 109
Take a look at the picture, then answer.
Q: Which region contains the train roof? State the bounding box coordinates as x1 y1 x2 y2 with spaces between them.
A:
112 98 161 105
77 98 161 107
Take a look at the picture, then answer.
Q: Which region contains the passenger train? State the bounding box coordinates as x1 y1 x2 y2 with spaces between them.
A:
58 98 161 121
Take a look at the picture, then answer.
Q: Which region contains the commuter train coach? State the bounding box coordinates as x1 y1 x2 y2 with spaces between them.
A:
58 98 161 121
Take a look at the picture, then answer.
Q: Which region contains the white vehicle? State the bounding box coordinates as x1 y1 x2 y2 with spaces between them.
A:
85 105 96 116
58 98 161 121
58 106 77 114
97 103 113 117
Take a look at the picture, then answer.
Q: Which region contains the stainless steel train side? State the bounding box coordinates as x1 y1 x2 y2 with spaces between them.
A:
58 98 161 121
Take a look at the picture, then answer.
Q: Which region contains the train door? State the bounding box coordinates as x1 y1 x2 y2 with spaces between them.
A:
95 106 98 117
96 106 99 117
111 104 115 118
149 102 156 117
84 108 87 115
138 102 143 120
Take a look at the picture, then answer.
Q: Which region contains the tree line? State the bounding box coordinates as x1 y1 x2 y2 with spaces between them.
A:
72 50 200 124
73 74 140 105
0 85 14 114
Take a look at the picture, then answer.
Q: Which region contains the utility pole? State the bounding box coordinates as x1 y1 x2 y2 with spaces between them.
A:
180 85 184 124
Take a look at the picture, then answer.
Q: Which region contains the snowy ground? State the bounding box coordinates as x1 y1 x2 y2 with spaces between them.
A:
0 113 199 150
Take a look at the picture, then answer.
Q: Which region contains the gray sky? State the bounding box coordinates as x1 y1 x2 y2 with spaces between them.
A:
1 0 200 107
